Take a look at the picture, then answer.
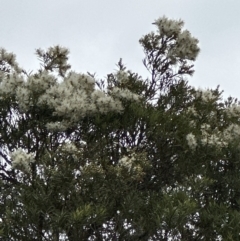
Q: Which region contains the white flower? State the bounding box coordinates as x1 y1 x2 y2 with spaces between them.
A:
16 86 31 112
115 70 128 84
225 104 240 117
65 72 95 92
195 88 217 102
46 121 69 131
199 122 234 148
201 124 211 131
37 73 125 127
186 133 197 150
189 120 196 128
10 148 35 173
0 48 22 73
91 90 106 99
110 87 140 102
223 124 240 142
175 30 199 60
119 156 135 171
154 16 183 38
61 143 78 152
187 106 198 116
153 16 199 61
26 71 56 92
0 73 24 96
201 130 226 148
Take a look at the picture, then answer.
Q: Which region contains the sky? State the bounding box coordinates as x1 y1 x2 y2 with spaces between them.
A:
1 0 240 99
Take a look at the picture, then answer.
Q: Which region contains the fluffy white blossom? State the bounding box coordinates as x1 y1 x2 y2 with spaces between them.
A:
189 120 196 128
1 63 136 131
153 16 199 61
16 86 31 112
46 121 69 132
80 163 105 177
115 70 129 84
110 87 140 102
223 124 240 142
119 156 135 171
118 151 149 182
3 72 57 112
225 104 240 117
195 88 217 102
201 123 211 131
61 143 78 153
0 73 24 96
200 129 226 148
186 133 197 150
198 123 240 148
174 30 199 60
65 72 95 92
92 90 124 114
118 152 142 171
0 48 22 73
37 72 126 129
26 71 56 92
154 16 183 38
187 106 197 116
10 148 35 173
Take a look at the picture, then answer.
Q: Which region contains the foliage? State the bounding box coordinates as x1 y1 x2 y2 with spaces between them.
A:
0 16 240 240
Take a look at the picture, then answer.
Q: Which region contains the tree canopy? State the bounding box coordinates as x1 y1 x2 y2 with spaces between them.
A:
1 16 240 240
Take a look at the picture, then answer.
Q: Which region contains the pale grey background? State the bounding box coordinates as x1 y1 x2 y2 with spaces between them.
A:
1 0 239 98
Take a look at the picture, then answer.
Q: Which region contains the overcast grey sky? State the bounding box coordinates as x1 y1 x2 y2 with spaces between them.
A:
1 1 240 98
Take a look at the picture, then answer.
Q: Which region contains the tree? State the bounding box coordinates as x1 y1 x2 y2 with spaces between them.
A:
0 16 239 240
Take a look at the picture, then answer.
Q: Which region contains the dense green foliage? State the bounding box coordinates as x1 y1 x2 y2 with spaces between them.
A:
1 16 240 240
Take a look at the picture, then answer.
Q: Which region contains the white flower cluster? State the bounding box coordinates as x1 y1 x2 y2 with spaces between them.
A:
91 89 123 114
1 71 57 111
5 70 135 129
186 130 225 150
58 142 83 162
225 104 240 117
117 150 150 182
45 121 70 132
16 87 32 111
201 130 225 148
186 122 240 151
115 70 129 84
10 148 35 173
0 49 141 131
174 30 199 60
110 87 140 102
186 133 197 150
199 124 226 148
223 124 240 142
189 120 196 128
0 73 24 97
154 16 183 38
26 71 57 93
61 142 78 153
0 48 22 73
37 72 129 124
195 88 217 102
201 118 240 146
118 151 145 174
81 163 105 177
187 106 198 117
118 155 135 171
154 16 200 61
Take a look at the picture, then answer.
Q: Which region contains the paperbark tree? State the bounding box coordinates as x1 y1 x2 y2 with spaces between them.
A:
0 16 239 240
